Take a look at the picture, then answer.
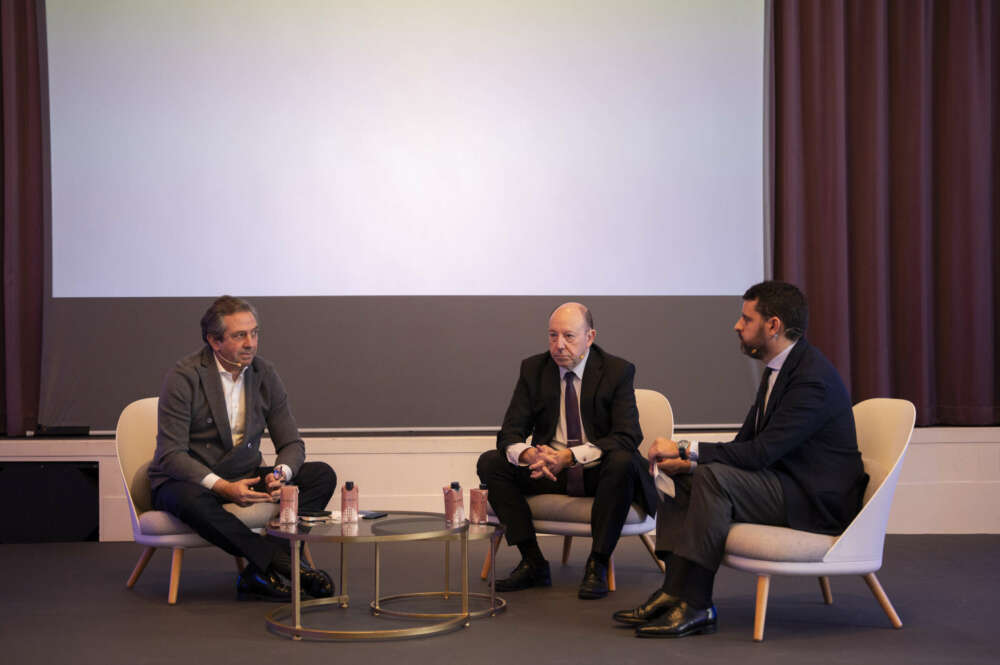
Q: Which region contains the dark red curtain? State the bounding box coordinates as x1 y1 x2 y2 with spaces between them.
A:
773 0 1000 425
0 0 45 436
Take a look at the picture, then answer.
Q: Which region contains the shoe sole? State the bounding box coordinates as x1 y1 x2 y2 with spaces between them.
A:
494 581 552 592
612 615 656 626
578 590 609 600
237 591 292 602
635 623 718 638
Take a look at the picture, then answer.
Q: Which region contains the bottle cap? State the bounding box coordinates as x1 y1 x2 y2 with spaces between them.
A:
345 481 355 491
450 481 460 490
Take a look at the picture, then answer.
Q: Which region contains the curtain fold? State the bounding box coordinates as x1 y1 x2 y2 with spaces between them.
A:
773 0 999 425
1 0 45 435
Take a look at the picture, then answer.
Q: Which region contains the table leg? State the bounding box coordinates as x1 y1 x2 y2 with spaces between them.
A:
444 541 451 599
291 538 302 639
372 542 381 613
462 529 469 627
339 542 349 608
489 529 499 616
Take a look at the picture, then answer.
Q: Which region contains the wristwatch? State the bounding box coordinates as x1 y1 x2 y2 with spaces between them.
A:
676 440 698 462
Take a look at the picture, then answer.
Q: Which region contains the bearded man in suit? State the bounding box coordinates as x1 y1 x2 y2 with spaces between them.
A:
613 281 868 637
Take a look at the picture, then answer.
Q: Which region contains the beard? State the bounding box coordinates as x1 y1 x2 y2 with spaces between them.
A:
739 333 766 359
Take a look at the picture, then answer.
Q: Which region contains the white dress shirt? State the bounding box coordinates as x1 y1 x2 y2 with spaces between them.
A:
201 354 291 490
505 349 603 466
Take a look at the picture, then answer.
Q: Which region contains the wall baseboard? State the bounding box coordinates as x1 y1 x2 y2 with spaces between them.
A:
2 426 997 541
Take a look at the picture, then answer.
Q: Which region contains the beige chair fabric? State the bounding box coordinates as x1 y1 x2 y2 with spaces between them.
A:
116 397 278 603
483 389 674 589
721 398 916 641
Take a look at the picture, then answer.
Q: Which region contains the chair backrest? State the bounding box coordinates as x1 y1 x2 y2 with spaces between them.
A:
635 389 674 458
115 397 160 526
823 398 915 564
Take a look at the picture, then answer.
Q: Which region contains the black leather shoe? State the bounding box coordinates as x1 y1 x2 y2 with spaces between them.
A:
578 556 609 599
299 565 335 599
237 566 293 602
495 559 552 592
635 602 718 638
612 589 682 625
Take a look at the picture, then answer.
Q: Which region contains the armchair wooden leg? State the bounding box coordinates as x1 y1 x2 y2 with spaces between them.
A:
562 536 573 565
818 576 833 604
639 533 666 573
753 574 770 642
608 555 616 592
127 546 156 588
481 534 502 580
167 548 184 605
863 572 902 628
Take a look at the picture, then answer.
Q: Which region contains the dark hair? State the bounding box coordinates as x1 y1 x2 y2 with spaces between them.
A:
200 295 259 343
742 281 808 341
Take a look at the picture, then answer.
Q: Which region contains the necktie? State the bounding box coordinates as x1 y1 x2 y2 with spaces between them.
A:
754 367 774 434
564 372 585 496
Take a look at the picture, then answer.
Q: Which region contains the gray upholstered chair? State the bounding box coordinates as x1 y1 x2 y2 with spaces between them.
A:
482 388 672 590
722 398 916 641
116 397 279 604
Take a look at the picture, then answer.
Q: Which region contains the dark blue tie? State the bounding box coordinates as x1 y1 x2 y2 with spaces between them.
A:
564 372 585 496
754 367 774 434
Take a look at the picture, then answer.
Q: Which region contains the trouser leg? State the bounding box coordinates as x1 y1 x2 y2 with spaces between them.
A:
258 462 337 561
153 480 277 573
587 449 642 558
654 464 786 607
477 449 564 546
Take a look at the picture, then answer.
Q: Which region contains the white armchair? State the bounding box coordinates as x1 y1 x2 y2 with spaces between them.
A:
482 388 673 590
722 398 916 640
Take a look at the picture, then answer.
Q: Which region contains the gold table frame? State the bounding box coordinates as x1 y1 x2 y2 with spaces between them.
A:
265 512 505 641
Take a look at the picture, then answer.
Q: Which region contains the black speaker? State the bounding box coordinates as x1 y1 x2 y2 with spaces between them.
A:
0 462 99 543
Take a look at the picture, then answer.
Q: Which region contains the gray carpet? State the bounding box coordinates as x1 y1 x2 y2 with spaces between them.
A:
1 535 996 664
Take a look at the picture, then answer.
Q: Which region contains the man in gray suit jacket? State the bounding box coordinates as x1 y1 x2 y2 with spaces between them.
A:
149 296 337 601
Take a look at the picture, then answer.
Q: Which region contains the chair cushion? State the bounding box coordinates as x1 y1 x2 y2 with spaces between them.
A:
724 523 835 563
137 503 279 536
487 495 648 525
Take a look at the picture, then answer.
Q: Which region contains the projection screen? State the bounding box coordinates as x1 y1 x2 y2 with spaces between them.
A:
40 0 766 432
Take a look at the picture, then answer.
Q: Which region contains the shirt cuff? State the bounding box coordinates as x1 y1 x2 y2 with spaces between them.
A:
275 464 292 482
689 440 700 461
570 443 602 465
506 442 531 466
201 472 222 490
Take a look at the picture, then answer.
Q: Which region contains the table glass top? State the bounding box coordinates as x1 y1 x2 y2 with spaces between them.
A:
266 510 499 543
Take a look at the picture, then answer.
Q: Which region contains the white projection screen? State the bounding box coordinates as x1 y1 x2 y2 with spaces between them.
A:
39 0 766 432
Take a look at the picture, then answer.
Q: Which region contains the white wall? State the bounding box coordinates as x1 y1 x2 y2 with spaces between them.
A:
1 426 997 542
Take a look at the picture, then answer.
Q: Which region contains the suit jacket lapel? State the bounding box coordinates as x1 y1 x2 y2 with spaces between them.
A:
243 361 258 440
197 348 235 449
540 357 561 441
759 339 808 430
580 346 604 442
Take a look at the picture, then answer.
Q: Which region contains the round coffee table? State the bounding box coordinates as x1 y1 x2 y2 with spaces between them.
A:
265 511 505 640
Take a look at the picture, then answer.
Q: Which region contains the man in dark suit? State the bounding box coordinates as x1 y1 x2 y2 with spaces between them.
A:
478 302 656 599
613 281 867 637
149 296 337 601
